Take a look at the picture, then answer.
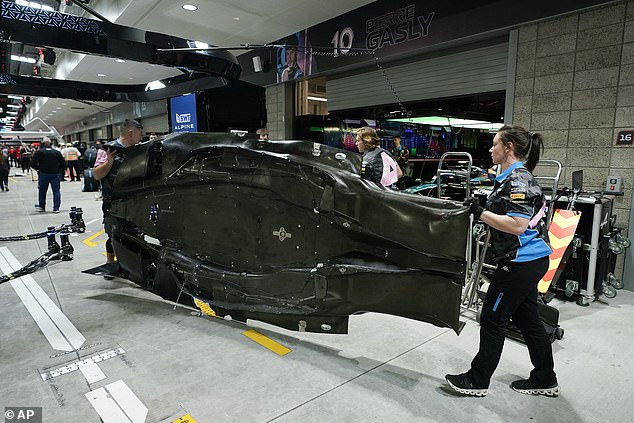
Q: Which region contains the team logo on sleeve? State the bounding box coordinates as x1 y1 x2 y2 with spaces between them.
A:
380 152 399 186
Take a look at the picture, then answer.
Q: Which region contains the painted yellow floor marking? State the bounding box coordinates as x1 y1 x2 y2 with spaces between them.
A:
194 299 217 317
172 414 198 423
82 229 106 247
243 329 292 356
9 177 19 183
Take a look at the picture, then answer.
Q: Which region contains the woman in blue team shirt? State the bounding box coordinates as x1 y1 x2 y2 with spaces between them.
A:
445 125 558 397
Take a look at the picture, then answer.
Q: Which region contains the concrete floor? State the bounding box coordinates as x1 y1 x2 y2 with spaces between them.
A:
1 169 633 423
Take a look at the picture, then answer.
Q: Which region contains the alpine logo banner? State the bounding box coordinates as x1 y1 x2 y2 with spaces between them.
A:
170 93 198 132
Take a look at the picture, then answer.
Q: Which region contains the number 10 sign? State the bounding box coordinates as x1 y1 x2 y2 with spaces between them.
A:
616 130 634 146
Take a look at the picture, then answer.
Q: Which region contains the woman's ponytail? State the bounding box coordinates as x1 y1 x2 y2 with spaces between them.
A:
498 125 544 172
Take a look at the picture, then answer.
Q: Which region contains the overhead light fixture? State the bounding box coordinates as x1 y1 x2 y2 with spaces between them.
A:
307 96 327 102
182 4 197 11
10 54 36 64
252 56 263 72
8 96 23 100
233 16 240 21
6 104 20 109
115 59 125 63
16 1 52 11
145 80 166 91
97 73 106 77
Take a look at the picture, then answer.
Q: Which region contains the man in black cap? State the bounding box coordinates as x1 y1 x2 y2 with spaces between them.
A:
31 137 66 213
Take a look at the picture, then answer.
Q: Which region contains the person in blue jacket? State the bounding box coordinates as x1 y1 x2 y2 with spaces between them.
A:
445 125 558 397
31 138 66 212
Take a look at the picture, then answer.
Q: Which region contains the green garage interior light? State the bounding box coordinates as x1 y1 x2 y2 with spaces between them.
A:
387 116 504 130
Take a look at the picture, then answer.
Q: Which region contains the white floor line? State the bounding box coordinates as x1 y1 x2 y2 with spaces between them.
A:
85 380 148 423
85 218 101 226
0 247 86 350
1 247 149 421
0 247 86 351
79 361 107 384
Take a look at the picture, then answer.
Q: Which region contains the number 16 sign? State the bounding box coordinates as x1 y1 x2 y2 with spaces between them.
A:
616 130 634 145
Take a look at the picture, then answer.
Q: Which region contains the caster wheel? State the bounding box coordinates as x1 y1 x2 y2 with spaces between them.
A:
565 280 575 298
576 297 590 307
603 285 617 299
616 234 632 249
554 327 564 340
609 242 624 255
608 273 623 289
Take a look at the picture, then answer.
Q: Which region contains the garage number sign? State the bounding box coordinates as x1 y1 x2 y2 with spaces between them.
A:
616 130 634 146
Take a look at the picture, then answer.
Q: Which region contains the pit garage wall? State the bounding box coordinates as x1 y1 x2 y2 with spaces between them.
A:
61 100 168 140
511 1 634 286
265 83 294 141
326 42 509 111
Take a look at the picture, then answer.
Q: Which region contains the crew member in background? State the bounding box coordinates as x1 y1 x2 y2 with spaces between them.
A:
389 135 410 188
52 141 66 181
389 136 410 168
92 119 144 277
31 138 65 213
0 149 10 192
62 142 82 182
20 144 32 177
355 127 402 187
256 128 269 140
445 125 558 398
78 142 88 173
9 146 19 167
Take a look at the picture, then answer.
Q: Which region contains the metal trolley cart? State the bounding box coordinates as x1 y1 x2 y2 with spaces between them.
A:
433 152 476 304
462 160 563 310
460 160 566 341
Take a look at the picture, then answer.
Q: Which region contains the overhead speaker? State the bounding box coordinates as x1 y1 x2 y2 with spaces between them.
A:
43 48 56 66
252 55 263 73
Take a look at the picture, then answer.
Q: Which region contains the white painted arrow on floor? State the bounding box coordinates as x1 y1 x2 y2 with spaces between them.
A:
85 380 148 423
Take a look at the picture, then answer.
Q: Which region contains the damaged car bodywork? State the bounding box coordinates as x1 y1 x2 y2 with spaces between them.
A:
107 132 470 334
